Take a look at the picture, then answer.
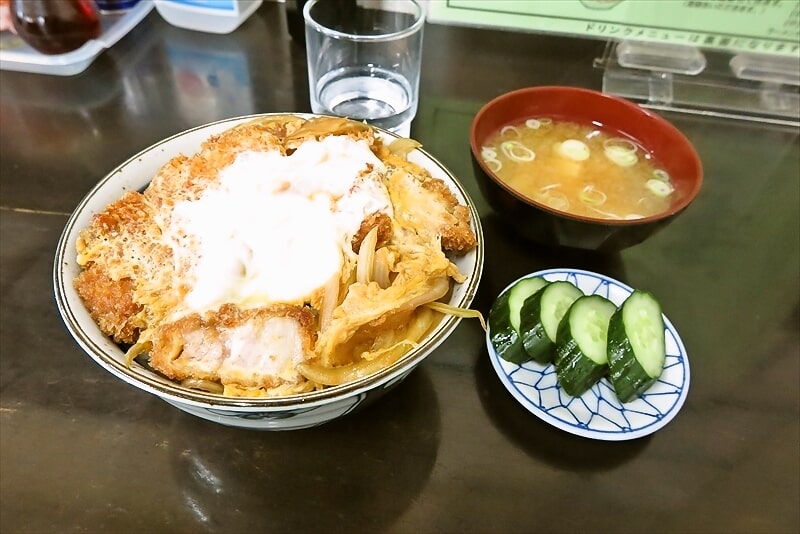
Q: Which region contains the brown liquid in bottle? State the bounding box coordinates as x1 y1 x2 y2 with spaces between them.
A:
10 0 101 55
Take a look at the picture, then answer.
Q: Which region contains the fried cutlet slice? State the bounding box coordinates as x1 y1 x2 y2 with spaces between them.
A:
147 304 317 391
383 161 477 253
351 211 393 252
74 265 144 345
74 191 173 343
144 122 286 211
75 191 162 272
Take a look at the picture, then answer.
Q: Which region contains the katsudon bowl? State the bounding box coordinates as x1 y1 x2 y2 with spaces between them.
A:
54 113 484 430
470 86 703 251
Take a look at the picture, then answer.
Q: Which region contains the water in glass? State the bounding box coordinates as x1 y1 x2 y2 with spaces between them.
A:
313 66 415 134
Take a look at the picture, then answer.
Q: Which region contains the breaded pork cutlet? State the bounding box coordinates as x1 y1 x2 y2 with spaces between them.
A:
74 191 171 344
381 153 477 254
146 304 317 393
144 121 290 211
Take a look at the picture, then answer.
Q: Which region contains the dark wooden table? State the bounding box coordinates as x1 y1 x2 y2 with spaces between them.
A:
2 3 798 532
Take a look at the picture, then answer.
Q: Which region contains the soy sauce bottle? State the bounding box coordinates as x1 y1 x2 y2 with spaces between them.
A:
10 0 101 55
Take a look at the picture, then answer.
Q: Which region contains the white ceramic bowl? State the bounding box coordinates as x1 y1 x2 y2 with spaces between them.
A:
53 113 484 430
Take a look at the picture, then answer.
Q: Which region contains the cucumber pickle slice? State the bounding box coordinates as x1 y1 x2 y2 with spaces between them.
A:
488 277 549 364
607 290 667 402
555 295 617 396
519 281 583 364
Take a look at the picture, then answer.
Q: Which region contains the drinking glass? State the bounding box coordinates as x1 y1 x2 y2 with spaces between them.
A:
303 0 424 138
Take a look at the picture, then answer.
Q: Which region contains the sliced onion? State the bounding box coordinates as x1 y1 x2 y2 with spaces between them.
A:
557 139 591 161
356 226 379 284
646 178 674 197
298 342 413 386
181 378 224 394
319 272 340 332
124 340 152 368
579 184 607 205
372 247 391 289
403 306 438 343
388 138 422 158
400 277 450 312
525 119 542 129
500 125 521 138
501 140 535 162
425 301 487 331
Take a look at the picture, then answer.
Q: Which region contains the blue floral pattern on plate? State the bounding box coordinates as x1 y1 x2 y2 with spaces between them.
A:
487 268 690 441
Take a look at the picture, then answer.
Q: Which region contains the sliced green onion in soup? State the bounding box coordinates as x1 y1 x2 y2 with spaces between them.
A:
652 169 670 181
524 118 552 129
603 138 639 167
485 158 502 173
557 139 591 161
538 189 570 211
588 205 621 219
579 184 607 205
501 125 522 137
481 146 497 159
604 137 638 154
646 178 674 197
501 140 536 162
481 146 502 172
605 147 639 167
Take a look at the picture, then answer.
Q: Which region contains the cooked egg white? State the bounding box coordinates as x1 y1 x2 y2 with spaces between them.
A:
162 135 393 317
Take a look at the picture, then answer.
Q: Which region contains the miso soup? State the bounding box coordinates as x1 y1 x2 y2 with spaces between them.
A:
481 118 674 220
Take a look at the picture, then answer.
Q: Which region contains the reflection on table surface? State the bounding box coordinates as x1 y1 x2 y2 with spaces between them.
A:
1 3 798 533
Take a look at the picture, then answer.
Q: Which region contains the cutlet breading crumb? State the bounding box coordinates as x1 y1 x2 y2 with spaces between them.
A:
74 265 145 344
419 175 478 253
352 212 393 253
383 161 478 254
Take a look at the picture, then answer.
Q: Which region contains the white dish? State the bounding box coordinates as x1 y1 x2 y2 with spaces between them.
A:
53 113 484 430
487 268 690 441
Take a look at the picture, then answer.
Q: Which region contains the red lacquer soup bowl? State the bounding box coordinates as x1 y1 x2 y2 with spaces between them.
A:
470 86 703 251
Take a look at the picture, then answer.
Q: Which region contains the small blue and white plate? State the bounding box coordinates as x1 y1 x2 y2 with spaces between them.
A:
487 268 690 441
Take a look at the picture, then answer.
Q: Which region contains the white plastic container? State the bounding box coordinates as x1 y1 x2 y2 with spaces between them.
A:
154 0 263 34
0 1 154 76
